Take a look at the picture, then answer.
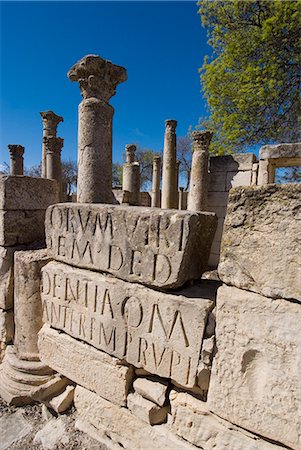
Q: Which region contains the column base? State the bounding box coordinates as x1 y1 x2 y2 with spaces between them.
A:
0 345 55 405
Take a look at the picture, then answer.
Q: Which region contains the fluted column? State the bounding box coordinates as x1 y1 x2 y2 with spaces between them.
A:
40 111 63 178
151 156 161 207
68 54 127 203
161 119 177 209
187 131 213 211
122 144 140 206
8 145 24 176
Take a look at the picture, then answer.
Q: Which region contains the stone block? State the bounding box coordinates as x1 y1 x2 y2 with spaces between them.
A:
218 184 301 301
0 210 47 246
45 203 217 289
209 172 226 192
0 308 14 342
209 153 256 172
259 142 301 161
207 284 301 449
74 385 196 449
49 385 75 413
206 205 227 219
38 325 134 406
0 175 59 210
207 191 229 207
226 170 252 190
127 392 169 425
0 245 23 310
31 374 71 403
41 262 213 387
133 377 168 406
169 390 282 450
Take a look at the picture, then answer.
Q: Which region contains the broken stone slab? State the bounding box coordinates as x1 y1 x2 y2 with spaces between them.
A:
41 262 213 387
33 418 69 449
207 284 301 450
209 153 257 172
0 410 33 450
38 325 134 406
74 385 196 450
0 175 59 210
0 308 14 343
218 184 301 302
169 390 283 450
133 377 168 406
127 392 169 425
49 385 75 413
31 374 71 403
0 210 48 246
259 142 301 161
45 203 217 289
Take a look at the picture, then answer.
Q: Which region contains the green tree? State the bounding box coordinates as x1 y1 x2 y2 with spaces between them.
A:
198 0 301 154
112 162 123 188
177 135 192 190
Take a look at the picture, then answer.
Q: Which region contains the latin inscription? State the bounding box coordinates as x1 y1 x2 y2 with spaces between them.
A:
41 262 213 387
45 204 215 288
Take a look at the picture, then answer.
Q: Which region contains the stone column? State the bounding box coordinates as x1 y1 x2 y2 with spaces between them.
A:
175 160 180 208
122 144 140 206
161 120 177 209
187 131 213 212
151 156 161 208
40 111 63 178
44 136 64 200
68 54 127 204
8 145 24 176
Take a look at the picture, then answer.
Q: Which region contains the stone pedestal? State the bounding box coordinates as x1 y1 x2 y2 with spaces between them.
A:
161 120 177 209
151 156 161 207
187 131 213 212
0 249 54 405
8 145 24 176
68 54 127 204
44 136 64 201
122 144 140 206
40 111 63 179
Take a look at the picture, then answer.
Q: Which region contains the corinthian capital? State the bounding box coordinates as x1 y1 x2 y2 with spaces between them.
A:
68 54 127 102
191 130 214 151
8 145 24 158
43 137 64 154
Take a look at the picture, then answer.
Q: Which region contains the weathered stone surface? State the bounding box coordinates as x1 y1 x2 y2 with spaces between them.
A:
74 385 196 449
259 142 301 160
0 210 47 246
208 284 301 449
45 203 217 289
14 249 50 361
49 385 75 413
0 410 32 450
0 308 14 343
218 184 301 301
38 325 134 406
127 392 169 425
33 419 68 449
133 377 168 406
226 170 252 190
209 153 256 172
0 245 24 310
41 262 213 387
31 374 71 403
0 175 59 210
169 390 282 450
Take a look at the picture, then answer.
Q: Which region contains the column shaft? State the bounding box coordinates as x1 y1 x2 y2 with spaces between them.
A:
161 120 177 209
8 145 24 176
151 156 161 208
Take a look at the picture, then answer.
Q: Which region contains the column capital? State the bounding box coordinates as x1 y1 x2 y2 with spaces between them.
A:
8 145 24 158
43 137 64 154
153 155 161 164
125 144 136 163
40 111 63 130
68 54 127 102
191 130 214 150
165 119 177 131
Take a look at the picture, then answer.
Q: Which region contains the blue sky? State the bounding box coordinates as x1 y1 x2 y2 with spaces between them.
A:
0 1 211 169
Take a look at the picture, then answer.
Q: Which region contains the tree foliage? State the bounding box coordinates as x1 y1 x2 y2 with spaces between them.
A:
112 162 123 188
198 0 301 154
177 135 193 190
25 160 77 195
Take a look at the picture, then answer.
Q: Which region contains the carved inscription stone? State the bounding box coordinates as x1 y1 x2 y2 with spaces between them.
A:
45 203 217 289
41 262 213 387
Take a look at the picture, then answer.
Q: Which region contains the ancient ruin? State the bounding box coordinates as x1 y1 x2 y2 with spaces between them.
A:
0 53 300 450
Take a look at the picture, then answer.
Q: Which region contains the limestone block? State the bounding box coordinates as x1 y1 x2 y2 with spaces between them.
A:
0 175 59 210
127 392 169 425
133 378 168 406
49 385 75 413
207 191 229 207
206 205 227 219
0 210 47 246
45 203 217 289
210 153 256 172
0 308 14 342
208 285 301 449
14 249 50 360
218 184 301 301
41 262 213 387
208 172 226 192
169 390 282 450
33 418 69 449
0 245 24 310
31 374 71 403
196 362 210 390
259 142 301 161
38 325 134 406
0 410 33 449
74 385 196 450
226 170 252 189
